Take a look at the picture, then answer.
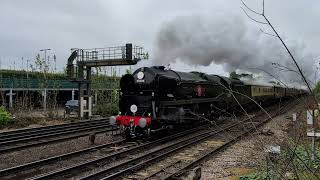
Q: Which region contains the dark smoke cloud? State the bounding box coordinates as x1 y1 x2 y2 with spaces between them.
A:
153 15 316 86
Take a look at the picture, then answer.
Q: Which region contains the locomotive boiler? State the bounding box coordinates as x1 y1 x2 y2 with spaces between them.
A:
110 66 306 138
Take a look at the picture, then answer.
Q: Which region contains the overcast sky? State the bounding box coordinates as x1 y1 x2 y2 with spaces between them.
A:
0 0 319 78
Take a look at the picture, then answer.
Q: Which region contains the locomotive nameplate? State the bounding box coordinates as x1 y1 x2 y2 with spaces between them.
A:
195 85 205 96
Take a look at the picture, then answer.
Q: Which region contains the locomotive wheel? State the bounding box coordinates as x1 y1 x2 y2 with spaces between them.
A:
192 104 200 120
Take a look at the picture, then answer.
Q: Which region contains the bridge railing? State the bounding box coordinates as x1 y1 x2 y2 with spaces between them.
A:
73 44 147 62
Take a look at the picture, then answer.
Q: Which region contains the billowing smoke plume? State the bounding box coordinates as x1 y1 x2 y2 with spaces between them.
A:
153 15 316 87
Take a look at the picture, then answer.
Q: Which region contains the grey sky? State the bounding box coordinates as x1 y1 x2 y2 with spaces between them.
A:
0 0 319 80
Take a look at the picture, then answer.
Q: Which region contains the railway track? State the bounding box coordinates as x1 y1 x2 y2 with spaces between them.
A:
0 99 299 180
135 99 299 180
0 118 106 138
0 118 117 153
0 124 211 179
6 118 254 180
83 116 259 180
0 139 128 179
85 100 296 180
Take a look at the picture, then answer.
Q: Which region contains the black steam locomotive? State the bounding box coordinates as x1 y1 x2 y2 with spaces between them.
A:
110 66 306 138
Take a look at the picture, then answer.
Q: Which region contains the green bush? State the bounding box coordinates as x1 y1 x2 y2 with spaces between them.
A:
95 103 119 117
284 143 320 170
0 106 11 125
0 69 66 79
314 81 320 101
93 89 119 117
0 69 121 81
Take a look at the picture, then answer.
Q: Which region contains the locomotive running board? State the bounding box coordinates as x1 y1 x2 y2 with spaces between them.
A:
160 96 223 106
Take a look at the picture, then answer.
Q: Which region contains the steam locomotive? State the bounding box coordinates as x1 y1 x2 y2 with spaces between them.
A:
110 66 306 138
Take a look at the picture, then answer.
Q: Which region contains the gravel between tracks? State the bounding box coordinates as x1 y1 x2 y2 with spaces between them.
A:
192 101 304 180
0 133 121 170
0 100 303 179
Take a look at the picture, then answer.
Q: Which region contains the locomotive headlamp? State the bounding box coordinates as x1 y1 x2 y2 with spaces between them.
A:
137 71 145 80
130 104 138 113
109 116 116 125
139 118 147 128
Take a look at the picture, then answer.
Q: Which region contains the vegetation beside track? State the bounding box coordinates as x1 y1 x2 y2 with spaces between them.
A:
239 142 320 180
0 106 11 125
239 101 320 180
314 81 320 101
0 67 120 129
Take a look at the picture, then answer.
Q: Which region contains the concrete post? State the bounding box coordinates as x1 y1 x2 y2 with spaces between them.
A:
72 88 75 100
312 109 316 160
94 91 97 106
80 96 84 118
9 88 13 108
88 96 92 117
43 88 47 111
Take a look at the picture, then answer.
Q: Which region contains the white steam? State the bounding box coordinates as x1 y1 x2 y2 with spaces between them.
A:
153 15 316 87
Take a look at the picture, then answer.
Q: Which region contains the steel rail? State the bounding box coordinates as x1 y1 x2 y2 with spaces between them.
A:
0 118 106 138
81 117 256 180
0 139 126 177
142 160 181 179
91 100 297 180
0 124 111 146
0 125 117 153
164 116 271 179
0 120 109 142
163 100 298 179
9 99 297 180
27 126 209 180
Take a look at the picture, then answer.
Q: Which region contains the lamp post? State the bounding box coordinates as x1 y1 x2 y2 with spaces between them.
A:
40 49 51 111
40 48 51 72
26 59 29 78
53 54 56 72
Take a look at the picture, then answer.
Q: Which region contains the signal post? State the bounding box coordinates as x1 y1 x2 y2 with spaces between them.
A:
66 43 147 119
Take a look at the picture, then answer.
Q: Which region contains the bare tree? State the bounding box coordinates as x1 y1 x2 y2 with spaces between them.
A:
240 1 320 179
241 0 314 96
